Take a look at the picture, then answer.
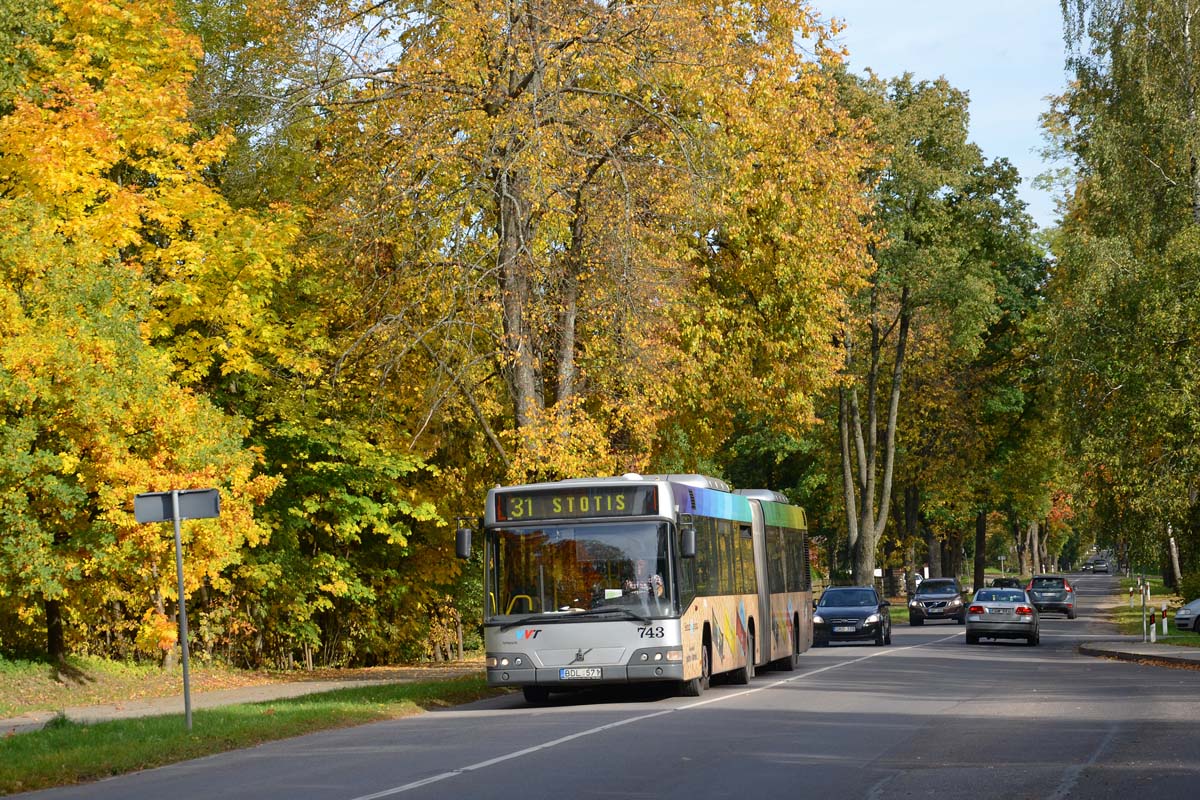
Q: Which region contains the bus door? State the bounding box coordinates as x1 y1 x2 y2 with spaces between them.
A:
748 500 769 666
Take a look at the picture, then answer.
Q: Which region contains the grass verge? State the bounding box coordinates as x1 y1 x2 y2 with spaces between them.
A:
0 676 502 796
1114 574 1200 647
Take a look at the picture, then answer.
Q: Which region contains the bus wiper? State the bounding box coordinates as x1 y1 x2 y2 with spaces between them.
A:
572 607 653 625
499 612 567 631
499 606 652 631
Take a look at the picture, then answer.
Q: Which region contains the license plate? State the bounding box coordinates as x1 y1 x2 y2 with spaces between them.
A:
989 607 1011 615
560 667 601 680
834 626 856 633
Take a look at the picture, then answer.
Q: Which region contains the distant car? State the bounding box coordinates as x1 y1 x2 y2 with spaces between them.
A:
908 578 966 625
813 586 892 646
1079 561 1093 572
1026 574 1077 619
966 588 1040 645
1175 598 1200 632
991 577 1023 589
1091 559 1110 573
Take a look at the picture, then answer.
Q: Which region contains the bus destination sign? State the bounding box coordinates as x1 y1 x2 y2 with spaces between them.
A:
496 485 658 521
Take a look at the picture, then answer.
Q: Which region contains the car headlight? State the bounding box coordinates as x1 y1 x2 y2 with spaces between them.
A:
948 597 962 605
909 599 920 607
865 613 880 624
812 614 824 624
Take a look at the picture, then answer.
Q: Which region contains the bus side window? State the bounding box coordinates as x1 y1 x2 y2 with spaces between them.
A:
694 517 713 596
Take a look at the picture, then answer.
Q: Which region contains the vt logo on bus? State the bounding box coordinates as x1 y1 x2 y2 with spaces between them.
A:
516 629 542 640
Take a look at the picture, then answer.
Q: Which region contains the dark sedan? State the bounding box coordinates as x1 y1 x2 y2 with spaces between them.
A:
1026 575 1076 619
813 586 892 646
908 578 966 624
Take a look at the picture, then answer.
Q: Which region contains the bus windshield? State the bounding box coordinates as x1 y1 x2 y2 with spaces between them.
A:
487 522 673 618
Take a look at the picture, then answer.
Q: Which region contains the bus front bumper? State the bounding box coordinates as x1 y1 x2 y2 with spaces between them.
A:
486 647 685 686
487 663 685 686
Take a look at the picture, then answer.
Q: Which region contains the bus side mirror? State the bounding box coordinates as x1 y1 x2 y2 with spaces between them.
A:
680 525 696 559
455 527 472 559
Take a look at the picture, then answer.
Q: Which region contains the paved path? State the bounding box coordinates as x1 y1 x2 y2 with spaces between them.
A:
1 664 483 736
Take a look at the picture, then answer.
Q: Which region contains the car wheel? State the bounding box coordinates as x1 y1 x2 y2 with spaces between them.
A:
1027 630 1040 646
956 613 965 625
909 616 923 626
522 685 551 704
884 626 892 646
966 633 979 645
875 627 885 646
1068 609 1076 620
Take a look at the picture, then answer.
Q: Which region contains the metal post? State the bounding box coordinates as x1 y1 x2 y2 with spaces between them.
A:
1141 575 1147 643
171 491 193 731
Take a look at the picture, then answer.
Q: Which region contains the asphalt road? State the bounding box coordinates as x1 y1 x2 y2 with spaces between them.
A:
20 573 1200 800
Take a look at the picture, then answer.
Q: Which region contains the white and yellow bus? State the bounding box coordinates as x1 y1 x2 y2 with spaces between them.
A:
457 473 812 703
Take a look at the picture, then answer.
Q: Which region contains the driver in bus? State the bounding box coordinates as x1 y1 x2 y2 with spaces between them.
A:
624 558 664 598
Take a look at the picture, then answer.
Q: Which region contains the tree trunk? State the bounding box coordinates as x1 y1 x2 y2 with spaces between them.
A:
847 288 911 585
1169 529 1184 590
947 530 964 579
1029 521 1041 574
973 508 987 593
44 596 66 664
927 529 942 579
496 164 541 427
1014 515 1028 576
904 485 920 595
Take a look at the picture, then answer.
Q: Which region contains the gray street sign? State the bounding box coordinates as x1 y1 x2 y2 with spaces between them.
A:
134 489 220 523
132 487 220 731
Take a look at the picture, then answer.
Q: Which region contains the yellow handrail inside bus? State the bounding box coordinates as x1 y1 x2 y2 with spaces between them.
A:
506 594 533 615
489 592 497 615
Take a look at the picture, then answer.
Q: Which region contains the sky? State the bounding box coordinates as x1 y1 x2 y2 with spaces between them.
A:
817 1 1071 231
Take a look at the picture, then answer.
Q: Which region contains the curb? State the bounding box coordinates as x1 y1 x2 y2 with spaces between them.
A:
1078 642 1200 670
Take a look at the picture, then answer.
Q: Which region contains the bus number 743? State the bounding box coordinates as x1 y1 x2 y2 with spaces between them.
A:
638 626 665 638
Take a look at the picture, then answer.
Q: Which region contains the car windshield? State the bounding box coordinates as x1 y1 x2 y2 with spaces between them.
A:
918 581 957 594
487 522 673 619
976 590 1025 603
819 589 878 607
1031 577 1065 589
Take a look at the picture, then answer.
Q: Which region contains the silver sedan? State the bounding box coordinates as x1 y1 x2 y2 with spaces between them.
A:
965 588 1040 646
1175 598 1200 632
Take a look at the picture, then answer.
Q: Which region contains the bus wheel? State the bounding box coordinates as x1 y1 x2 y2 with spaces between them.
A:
680 643 709 697
777 626 799 671
731 633 754 685
522 685 550 704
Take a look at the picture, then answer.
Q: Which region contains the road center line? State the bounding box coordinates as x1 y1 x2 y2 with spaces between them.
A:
344 632 962 800
1046 723 1120 800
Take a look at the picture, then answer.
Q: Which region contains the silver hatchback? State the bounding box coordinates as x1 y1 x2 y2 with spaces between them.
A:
965 588 1040 646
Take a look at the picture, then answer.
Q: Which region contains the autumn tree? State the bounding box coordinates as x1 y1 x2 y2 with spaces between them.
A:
277 1 873 483
0 0 291 660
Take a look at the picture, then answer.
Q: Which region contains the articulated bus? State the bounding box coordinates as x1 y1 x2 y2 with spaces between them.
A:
456 473 812 703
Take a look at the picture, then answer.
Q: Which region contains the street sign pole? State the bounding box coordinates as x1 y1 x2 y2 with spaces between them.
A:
171 491 193 732
134 488 218 732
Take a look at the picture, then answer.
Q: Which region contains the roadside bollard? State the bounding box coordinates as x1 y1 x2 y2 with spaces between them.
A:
1129 587 1134 608
1162 603 1168 636
1149 610 1157 643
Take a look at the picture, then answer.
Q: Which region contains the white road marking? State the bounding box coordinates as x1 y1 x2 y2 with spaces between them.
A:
345 633 962 799
1046 723 1120 800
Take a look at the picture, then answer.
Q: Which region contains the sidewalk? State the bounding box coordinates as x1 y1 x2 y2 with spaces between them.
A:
1 663 483 737
1078 640 1200 669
